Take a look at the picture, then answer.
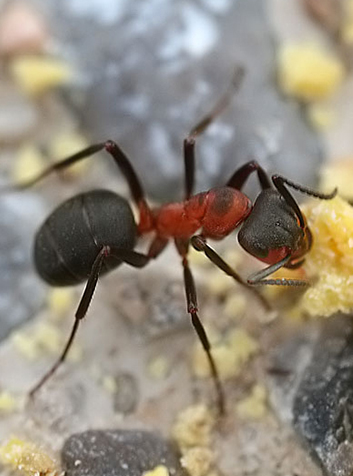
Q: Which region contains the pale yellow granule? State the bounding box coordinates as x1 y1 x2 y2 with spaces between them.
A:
0 437 58 476
47 132 90 179
192 328 258 380
320 159 353 201
12 144 45 186
101 375 118 394
300 196 353 316
11 322 82 362
47 288 75 320
236 384 268 420
205 271 234 297
341 0 353 43
307 103 336 131
180 447 214 476
143 465 169 476
147 355 170 380
172 404 214 449
223 294 247 320
0 391 18 414
10 55 72 96
278 43 344 100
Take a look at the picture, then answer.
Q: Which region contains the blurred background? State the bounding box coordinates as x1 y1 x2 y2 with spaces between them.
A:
0 1 353 475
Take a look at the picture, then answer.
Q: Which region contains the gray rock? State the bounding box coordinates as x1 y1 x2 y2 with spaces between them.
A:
34 0 322 200
269 317 353 476
61 429 185 476
0 192 46 341
293 317 353 476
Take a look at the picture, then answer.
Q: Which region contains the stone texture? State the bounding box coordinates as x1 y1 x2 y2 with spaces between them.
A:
269 317 353 476
0 192 46 341
32 0 322 200
61 430 185 476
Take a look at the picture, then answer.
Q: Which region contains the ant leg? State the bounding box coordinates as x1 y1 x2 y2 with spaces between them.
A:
247 255 309 286
182 255 225 415
184 66 245 199
226 160 272 191
272 174 337 228
190 235 272 311
3 140 148 208
29 246 150 398
147 236 169 259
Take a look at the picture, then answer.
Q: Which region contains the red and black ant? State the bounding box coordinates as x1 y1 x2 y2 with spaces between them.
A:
7 67 336 414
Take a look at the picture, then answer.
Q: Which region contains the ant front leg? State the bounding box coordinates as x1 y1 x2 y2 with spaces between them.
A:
175 239 225 414
190 236 272 311
29 246 150 398
272 174 337 228
246 255 309 287
184 66 245 199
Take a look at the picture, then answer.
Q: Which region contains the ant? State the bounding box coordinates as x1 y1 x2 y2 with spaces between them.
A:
6 67 336 414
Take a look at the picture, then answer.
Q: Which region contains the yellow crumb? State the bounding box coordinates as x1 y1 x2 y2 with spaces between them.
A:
147 356 170 380
277 43 344 101
307 103 336 130
11 322 81 362
299 196 353 316
180 447 214 476
320 159 353 201
236 384 268 420
192 344 238 380
143 465 170 476
192 328 258 380
222 248 244 269
0 437 58 476
0 391 18 414
172 404 214 449
11 331 41 360
223 294 247 320
12 144 45 186
188 247 211 268
47 132 90 179
205 271 233 297
47 288 75 319
10 55 72 96
101 375 118 394
341 0 353 43
226 328 259 361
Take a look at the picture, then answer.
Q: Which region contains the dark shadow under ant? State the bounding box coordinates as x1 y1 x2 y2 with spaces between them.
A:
3 67 336 414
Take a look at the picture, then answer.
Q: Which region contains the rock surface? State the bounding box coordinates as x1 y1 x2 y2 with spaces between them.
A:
269 316 353 476
32 0 322 200
0 192 46 341
61 430 185 476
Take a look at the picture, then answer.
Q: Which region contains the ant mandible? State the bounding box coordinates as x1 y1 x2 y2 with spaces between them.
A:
7 67 336 414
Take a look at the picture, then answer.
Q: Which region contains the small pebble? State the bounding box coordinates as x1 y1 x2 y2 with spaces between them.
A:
61 430 184 476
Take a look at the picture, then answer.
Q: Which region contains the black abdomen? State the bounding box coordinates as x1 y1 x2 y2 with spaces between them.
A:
34 190 137 286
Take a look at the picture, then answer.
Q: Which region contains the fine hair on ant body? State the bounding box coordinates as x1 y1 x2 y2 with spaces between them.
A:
7 67 336 414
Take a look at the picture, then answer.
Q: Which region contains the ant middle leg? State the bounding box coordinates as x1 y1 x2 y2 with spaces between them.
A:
175 238 225 414
190 235 272 311
184 66 245 200
29 246 150 398
226 160 272 191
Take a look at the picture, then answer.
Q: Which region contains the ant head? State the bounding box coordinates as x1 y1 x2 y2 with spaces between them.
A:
238 189 306 264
